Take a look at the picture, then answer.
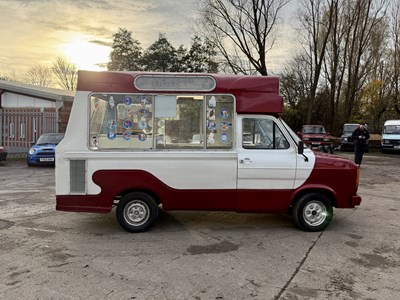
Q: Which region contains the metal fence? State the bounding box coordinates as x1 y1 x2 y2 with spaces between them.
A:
0 108 58 158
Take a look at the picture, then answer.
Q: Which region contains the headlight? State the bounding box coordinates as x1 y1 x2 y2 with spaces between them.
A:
29 148 35 155
323 138 330 141
303 137 309 141
342 137 348 142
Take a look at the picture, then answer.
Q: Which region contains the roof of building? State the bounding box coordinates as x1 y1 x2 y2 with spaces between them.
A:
0 80 75 102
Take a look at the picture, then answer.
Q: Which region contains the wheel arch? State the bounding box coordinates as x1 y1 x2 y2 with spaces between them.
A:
290 186 337 211
114 188 161 206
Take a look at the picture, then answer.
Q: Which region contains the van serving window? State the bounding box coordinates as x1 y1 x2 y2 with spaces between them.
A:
88 93 234 150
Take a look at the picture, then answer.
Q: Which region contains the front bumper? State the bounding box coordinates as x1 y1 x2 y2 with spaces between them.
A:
381 145 400 151
351 195 362 207
27 155 56 165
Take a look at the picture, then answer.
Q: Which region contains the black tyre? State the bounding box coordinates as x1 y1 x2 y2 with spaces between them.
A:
116 192 159 233
292 193 333 232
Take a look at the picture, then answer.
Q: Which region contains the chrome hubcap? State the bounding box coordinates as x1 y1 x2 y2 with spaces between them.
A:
303 200 327 227
124 200 149 226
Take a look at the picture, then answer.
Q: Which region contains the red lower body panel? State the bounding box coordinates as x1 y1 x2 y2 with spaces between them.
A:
56 170 292 213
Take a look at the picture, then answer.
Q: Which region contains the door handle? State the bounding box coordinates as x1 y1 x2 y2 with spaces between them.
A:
239 158 252 164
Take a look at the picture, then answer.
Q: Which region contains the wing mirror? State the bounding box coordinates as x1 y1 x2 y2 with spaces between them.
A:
298 141 304 154
298 141 309 162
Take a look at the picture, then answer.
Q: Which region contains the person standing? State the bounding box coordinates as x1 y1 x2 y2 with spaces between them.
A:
352 124 370 167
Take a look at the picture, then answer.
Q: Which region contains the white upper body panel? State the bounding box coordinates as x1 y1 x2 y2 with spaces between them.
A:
56 92 315 195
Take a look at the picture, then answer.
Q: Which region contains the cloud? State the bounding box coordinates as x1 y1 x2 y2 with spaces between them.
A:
0 0 297 76
0 0 197 74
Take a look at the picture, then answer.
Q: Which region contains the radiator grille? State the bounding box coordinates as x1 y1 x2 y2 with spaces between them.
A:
70 160 86 193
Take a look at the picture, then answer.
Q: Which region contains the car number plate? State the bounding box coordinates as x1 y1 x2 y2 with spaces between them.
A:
40 158 55 162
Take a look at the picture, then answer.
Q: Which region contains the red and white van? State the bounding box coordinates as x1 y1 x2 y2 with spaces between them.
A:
55 71 361 232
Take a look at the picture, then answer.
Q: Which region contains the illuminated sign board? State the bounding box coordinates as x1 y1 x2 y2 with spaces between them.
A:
134 75 216 92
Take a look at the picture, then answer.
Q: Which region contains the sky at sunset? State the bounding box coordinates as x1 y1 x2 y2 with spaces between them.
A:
0 0 297 78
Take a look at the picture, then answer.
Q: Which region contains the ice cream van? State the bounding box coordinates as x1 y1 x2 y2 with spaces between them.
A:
55 71 361 232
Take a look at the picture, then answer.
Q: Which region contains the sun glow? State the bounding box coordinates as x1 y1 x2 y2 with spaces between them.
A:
60 37 110 71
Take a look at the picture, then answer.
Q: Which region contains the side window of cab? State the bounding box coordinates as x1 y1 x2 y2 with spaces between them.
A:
242 118 289 149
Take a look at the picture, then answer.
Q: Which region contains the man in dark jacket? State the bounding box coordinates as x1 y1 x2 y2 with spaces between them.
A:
352 124 370 167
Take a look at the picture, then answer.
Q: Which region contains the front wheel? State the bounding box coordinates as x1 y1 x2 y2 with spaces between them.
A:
292 193 333 232
116 192 159 232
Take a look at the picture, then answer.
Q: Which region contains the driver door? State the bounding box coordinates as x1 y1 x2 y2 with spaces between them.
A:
237 116 297 212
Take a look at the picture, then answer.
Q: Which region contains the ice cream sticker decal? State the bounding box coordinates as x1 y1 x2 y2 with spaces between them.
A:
108 96 115 108
107 131 116 140
220 133 229 143
123 132 132 141
208 132 215 144
220 109 229 119
138 120 148 129
138 108 148 118
124 96 133 105
207 121 216 131
208 96 216 107
126 108 134 118
140 97 148 106
138 133 147 142
220 122 229 130
123 120 133 129
107 120 117 130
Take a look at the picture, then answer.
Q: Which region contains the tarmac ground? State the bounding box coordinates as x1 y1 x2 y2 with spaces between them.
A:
0 151 399 300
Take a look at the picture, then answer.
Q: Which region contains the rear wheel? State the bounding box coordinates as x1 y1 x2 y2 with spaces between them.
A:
292 193 333 232
116 192 159 232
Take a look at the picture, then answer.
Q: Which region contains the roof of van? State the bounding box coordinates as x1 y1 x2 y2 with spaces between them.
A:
75 70 283 115
384 120 400 125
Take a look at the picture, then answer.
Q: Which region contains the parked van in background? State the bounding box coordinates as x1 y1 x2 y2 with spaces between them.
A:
340 123 359 151
340 123 370 152
55 71 361 233
381 120 400 152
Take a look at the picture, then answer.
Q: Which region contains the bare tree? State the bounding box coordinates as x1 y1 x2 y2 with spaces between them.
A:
390 1 400 116
322 0 348 131
298 0 336 124
280 53 313 129
197 0 289 75
0 71 22 82
288 0 388 132
340 0 388 123
24 65 53 87
52 57 78 91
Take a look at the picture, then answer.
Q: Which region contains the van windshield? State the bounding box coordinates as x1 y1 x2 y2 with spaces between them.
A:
384 125 400 134
343 124 358 133
303 126 325 134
